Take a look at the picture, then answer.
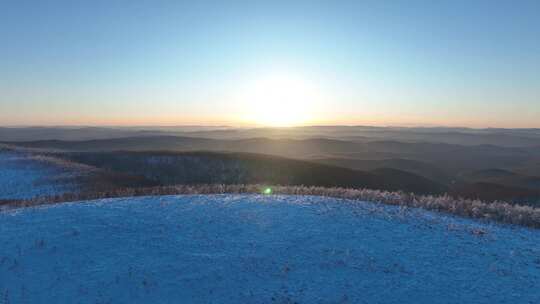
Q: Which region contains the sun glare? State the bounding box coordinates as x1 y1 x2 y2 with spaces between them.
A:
237 72 322 127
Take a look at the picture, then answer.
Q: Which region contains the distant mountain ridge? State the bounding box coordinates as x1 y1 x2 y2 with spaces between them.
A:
4 132 540 204
3 126 540 146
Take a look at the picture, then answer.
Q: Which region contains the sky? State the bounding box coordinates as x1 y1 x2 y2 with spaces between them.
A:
1 0 539 128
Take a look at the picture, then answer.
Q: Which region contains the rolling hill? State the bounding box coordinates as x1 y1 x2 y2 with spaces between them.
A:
57 151 448 195
5 135 540 203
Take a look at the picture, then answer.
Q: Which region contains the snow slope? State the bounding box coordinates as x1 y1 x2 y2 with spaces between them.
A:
0 151 77 199
1 194 539 303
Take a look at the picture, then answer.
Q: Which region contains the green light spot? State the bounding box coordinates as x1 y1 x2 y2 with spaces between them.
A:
263 187 272 195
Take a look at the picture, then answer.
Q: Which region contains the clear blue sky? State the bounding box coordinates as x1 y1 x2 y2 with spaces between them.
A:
1 0 539 127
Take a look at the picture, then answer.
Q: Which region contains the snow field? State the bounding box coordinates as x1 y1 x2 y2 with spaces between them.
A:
0 194 539 303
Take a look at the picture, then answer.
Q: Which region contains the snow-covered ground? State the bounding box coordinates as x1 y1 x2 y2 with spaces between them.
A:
1 194 538 303
0 151 77 199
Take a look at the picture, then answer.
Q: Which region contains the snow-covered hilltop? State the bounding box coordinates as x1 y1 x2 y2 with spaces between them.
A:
1 194 538 303
0 150 79 199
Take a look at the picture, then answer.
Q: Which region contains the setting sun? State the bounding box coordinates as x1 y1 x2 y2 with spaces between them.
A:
237 72 322 127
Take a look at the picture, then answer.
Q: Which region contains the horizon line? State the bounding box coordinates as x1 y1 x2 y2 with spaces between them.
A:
1 124 540 131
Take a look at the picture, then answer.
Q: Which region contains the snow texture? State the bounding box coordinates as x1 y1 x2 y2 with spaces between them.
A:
1 194 539 303
0 151 76 199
